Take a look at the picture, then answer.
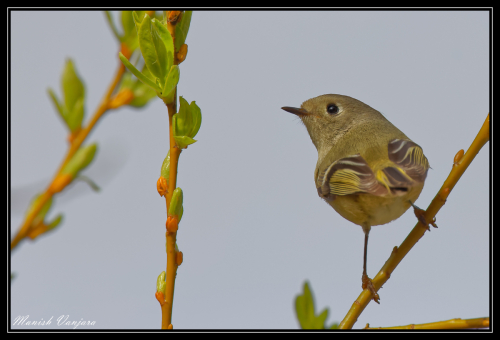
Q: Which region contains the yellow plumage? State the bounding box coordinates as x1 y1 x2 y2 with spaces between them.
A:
282 94 430 303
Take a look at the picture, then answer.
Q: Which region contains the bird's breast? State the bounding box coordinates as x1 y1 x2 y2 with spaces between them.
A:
324 182 424 227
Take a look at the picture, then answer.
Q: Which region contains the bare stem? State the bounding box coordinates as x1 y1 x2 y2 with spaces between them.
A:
364 317 489 330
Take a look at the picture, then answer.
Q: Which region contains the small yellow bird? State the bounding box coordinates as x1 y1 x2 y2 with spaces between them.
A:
282 94 430 303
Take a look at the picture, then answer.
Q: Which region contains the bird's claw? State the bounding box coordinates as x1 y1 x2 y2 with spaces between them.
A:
362 273 380 304
409 201 438 231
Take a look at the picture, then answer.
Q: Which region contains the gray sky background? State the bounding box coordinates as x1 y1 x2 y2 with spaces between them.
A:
11 10 490 329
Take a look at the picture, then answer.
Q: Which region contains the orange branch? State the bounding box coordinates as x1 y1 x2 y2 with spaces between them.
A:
160 15 182 329
161 98 181 329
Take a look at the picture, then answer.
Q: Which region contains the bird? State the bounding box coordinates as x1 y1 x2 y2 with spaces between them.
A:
282 94 430 303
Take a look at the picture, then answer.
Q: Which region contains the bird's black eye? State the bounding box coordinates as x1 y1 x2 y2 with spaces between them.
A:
327 104 339 115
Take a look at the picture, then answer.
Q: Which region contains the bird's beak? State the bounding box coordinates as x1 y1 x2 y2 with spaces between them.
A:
281 106 310 117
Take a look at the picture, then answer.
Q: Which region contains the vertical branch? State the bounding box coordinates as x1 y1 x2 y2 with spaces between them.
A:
161 98 181 329
160 11 182 329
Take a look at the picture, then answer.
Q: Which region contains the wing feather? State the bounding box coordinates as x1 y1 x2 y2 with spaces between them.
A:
388 139 430 183
317 154 388 200
316 139 429 200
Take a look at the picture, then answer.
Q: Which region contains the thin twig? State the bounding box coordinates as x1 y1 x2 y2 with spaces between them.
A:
364 317 489 330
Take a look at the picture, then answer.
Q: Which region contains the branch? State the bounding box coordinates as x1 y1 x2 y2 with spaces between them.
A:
339 113 490 329
364 317 489 330
11 50 128 250
160 11 182 329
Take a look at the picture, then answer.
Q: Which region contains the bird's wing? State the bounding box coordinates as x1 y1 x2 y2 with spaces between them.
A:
387 139 430 183
317 154 388 200
316 139 429 200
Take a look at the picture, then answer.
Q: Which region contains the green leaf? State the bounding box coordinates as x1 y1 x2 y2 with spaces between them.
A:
179 205 183 222
75 175 101 192
175 11 192 51
118 51 158 108
119 59 157 108
295 281 329 329
67 97 84 132
132 11 143 26
188 101 202 138
136 13 168 85
160 150 170 179
174 96 192 137
129 81 157 108
174 135 197 149
162 87 176 105
104 11 122 42
121 11 137 40
161 65 179 100
119 72 134 90
119 52 162 93
47 214 63 231
316 309 329 328
152 19 174 71
47 88 67 124
121 11 143 51
169 187 183 217
61 143 98 178
26 194 53 227
61 59 85 115
140 63 156 83
329 322 339 329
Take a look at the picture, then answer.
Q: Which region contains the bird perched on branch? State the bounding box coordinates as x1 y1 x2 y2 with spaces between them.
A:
282 94 430 303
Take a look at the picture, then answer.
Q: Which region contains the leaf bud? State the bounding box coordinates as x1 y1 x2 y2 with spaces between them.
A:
61 143 98 179
156 271 166 294
169 187 183 218
157 176 168 197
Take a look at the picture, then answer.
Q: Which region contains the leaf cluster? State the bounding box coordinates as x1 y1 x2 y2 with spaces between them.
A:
48 59 85 133
119 11 193 104
295 282 339 329
173 97 202 148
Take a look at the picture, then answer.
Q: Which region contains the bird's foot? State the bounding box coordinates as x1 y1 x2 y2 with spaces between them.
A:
409 201 438 231
362 273 380 304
